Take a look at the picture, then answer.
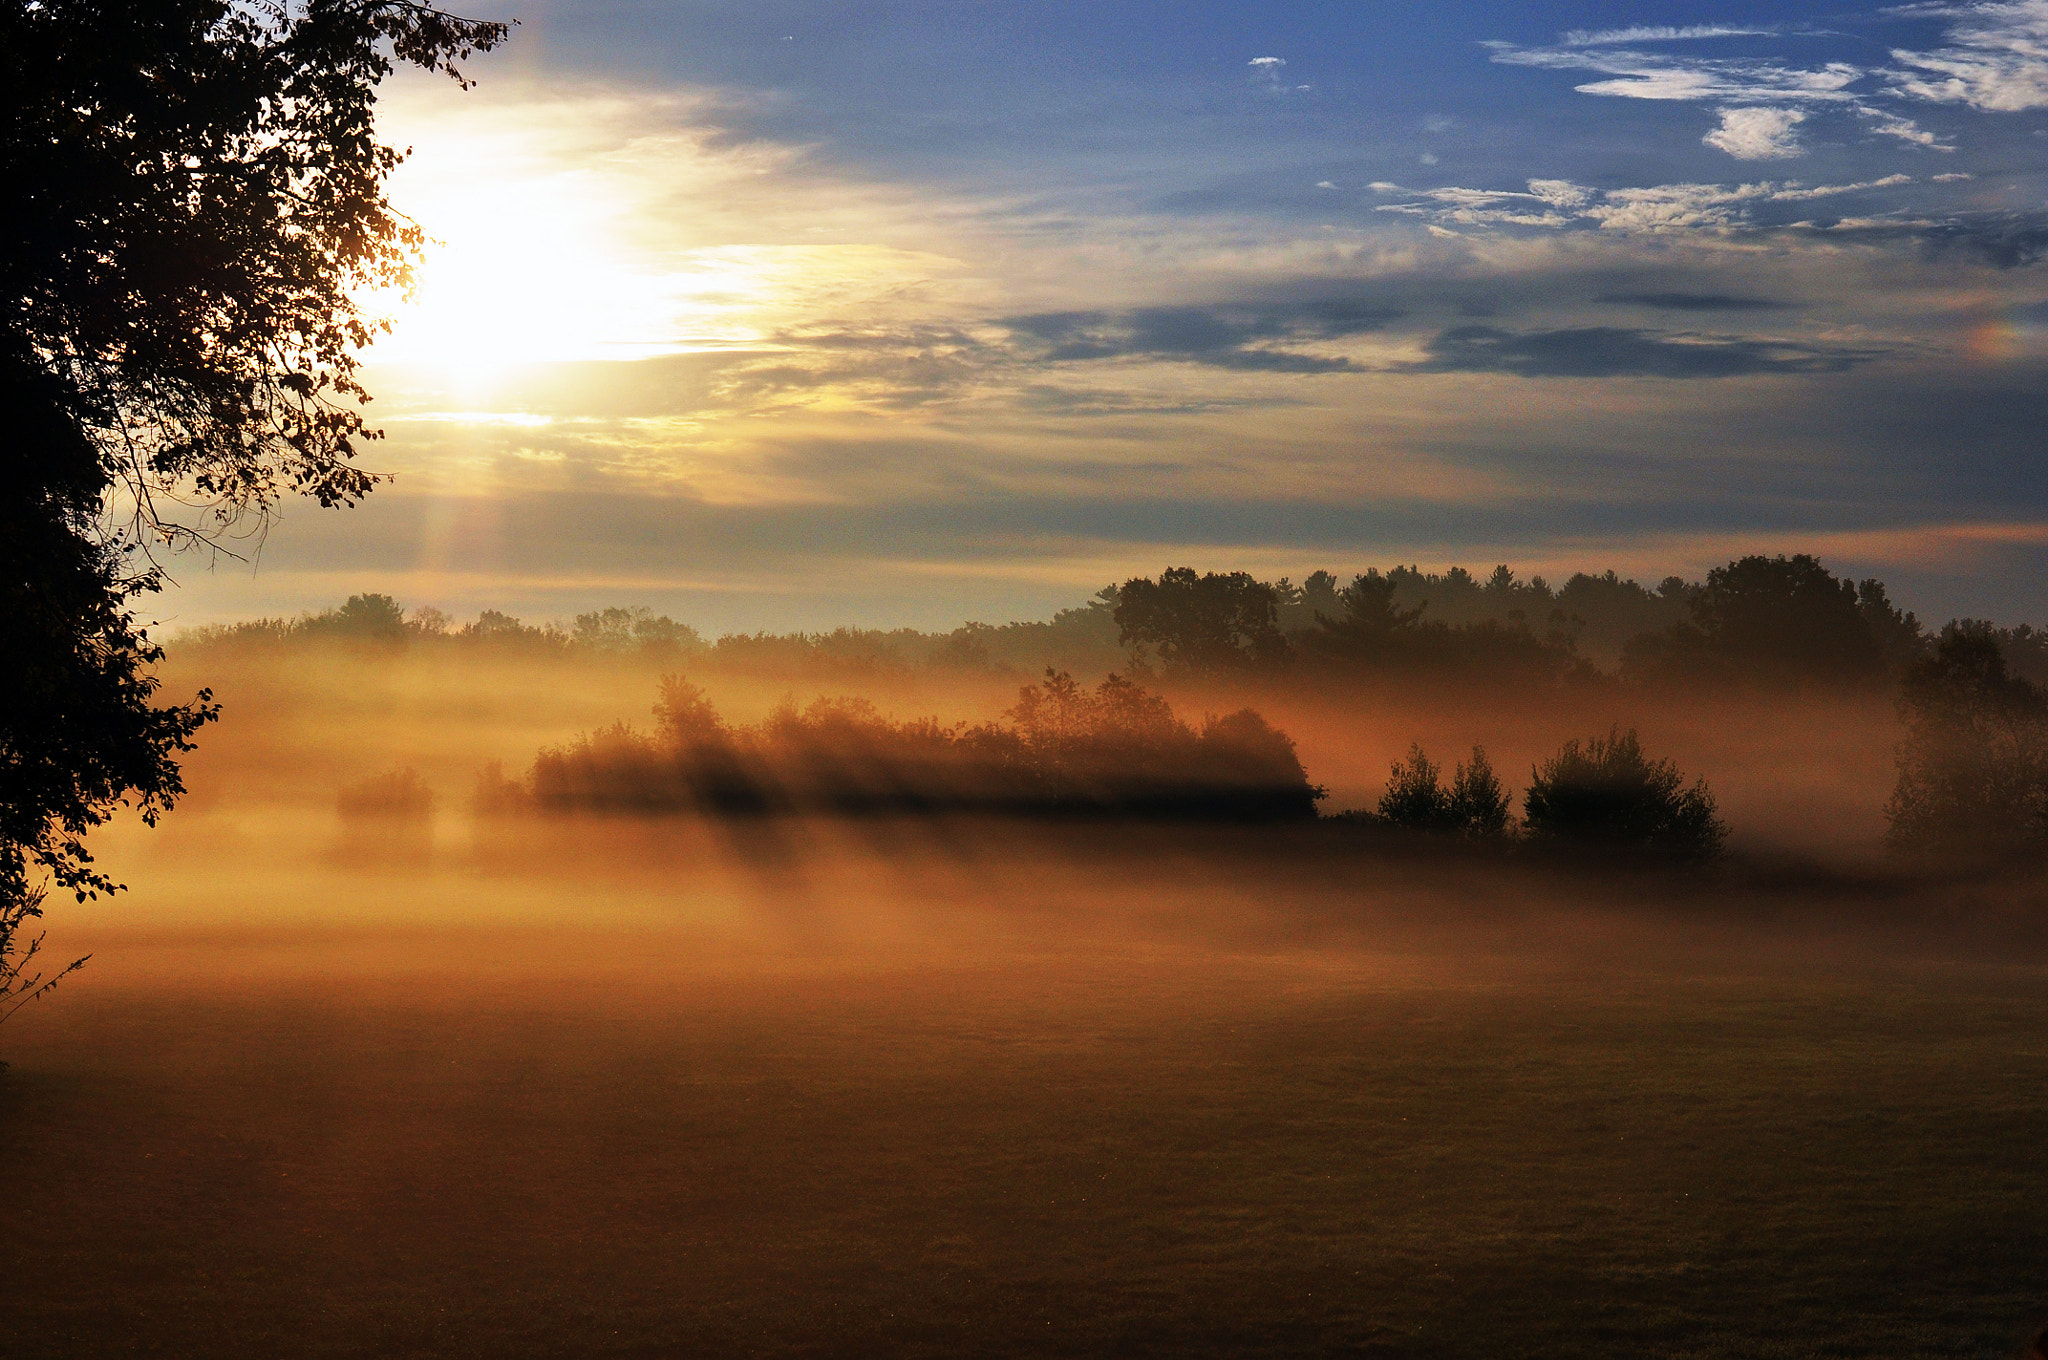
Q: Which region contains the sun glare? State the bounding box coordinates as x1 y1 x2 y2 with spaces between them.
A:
357 105 802 382
359 108 970 395
364 163 687 377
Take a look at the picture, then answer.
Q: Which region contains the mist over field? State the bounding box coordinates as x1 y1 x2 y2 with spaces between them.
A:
7 581 2048 1358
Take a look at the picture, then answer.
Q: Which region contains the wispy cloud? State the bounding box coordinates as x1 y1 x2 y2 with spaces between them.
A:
1888 0 2048 110
1485 38 1866 107
1371 174 1919 233
1481 7 2048 156
1403 325 1888 378
1557 25 1777 46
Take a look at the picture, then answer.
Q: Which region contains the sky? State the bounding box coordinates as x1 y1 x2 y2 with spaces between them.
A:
165 0 2048 633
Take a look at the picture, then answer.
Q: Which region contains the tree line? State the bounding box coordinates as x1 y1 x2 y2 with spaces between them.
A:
1112 555 1950 690
183 554 2048 697
192 554 2048 865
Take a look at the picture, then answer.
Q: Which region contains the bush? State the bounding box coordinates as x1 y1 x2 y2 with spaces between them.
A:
1522 729 1725 861
1371 744 1514 838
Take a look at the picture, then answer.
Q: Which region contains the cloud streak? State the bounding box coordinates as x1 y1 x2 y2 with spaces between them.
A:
1476 5 2048 157
1889 1 2048 111
1404 326 1889 378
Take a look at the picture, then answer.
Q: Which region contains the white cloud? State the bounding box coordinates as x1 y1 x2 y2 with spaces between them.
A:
1888 0 2048 110
1703 107 1808 158
1857 107 1955 148
1489 40 1864 105
1766 174 1913 200
1527 179 1595 209
1490 6 2048 160
1371 174 1919 234
1584 181 1775 231
1557 25 1774 46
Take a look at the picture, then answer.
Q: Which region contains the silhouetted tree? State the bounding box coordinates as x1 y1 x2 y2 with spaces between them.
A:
1377 744 1450 830
1938 619 2048 688
1315 570 1426 643
1114 568 1287 672
573 607 704 656
1523 729 1726 861
1448 746 1513 838
1885 625 2048 861
304 592 410 643
1857 579 1929 674
1373 744 1513 837
1622 554 1889 689
2 2 507 926
1553 570 1692 665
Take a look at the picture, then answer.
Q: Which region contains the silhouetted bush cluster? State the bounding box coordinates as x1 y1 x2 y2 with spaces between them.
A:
1361 745 1514 839
492 671 1323 822
1346 730 1726 863
1522 729 1726 862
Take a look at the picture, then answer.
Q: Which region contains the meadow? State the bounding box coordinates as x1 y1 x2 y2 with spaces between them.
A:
2 643 2044 1358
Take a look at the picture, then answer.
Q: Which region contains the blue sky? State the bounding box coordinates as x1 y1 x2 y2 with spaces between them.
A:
170 0 2048 632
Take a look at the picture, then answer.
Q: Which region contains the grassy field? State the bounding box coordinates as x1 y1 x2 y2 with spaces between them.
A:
3 824 2046 1359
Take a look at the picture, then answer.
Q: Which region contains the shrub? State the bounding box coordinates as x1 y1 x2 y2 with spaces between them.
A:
1522 729 1725 861
1448 747 1514 838
1372 744 1513 838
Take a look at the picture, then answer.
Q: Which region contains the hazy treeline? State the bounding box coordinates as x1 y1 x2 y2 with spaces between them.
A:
179 554 2048 696
446 667 1731 860
470 671 1321 823
201 552 2048 865
1114 556 1996 692
181 591 1128 679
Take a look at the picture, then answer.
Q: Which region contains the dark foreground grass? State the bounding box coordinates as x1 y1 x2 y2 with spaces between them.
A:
2 849 2046 1358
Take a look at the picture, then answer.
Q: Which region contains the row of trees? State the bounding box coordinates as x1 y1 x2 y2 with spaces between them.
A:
1113 555 1939 691
330 623 2046 866
484 670 1323 823
183 593 1130 676
182 551 2025 697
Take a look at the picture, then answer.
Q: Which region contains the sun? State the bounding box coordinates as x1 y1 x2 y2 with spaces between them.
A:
362 164 681 378
352 98 973 392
